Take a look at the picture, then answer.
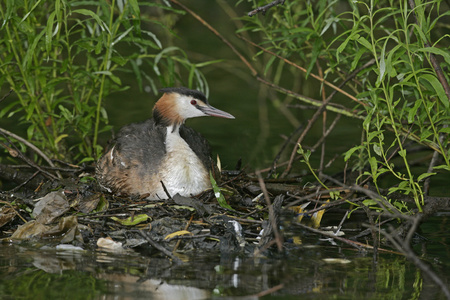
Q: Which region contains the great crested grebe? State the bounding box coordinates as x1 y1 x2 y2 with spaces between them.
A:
96 87 235 200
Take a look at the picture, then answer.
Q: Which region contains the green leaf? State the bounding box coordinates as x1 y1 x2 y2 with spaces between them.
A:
362 199 377 207
420 74 449 108
417 47 450 66
306 38 322 78
142 30 162 49
45 11 56 55
210 172 233 210
350 48 366 72
376 52 386 87
78 157 95 164
357 36 372 51
373 144 382 156
344 145 362 162
407 99 422 123
128 0 140 17
55 134 68 145
111 214 150 226
368 156 378 175
127 0 141 34
112 26 133 46
195 60 223 68
22 30 46 70
439 127 450 134
433 165 450 171
393 201 408 211
109 74 122 85
417 172 436 182
72 9 110 34
336 29 357 59
1 0 15 29
264 55 277 76
153 46 181 76
20 0 43 23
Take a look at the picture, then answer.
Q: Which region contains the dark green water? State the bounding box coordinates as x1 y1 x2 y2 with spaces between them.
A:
1 215 449 299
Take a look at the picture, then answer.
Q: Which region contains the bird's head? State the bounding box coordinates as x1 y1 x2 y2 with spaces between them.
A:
153 87 235 127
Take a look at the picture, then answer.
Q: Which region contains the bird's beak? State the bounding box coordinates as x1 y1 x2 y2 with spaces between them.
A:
200 104 235 119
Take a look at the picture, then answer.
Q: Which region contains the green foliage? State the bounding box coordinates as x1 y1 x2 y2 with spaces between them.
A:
210 171 234 210
0 0 209 162
239 0 449 211
337 0 450 211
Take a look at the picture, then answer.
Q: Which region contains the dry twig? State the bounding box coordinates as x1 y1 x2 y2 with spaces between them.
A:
256 171 283 252
247 0 286 17
137 230 183 264
169 0 257 76
0 130 59 180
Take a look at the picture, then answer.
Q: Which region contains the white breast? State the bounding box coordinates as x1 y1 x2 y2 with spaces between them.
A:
157 126 210 198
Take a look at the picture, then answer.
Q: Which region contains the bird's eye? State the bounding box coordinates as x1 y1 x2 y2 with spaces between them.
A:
190 99 197 105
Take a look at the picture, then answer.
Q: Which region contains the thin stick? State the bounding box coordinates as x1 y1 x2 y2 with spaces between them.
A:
0 127 57 169
281 88 335 177
248 0 286 16
7 170 40 193
169 0 257 76
256 76 363 118
0 89 13 103
137 230 183 264
256 171 283 252
295 222 400 254
0 130 59 180
253 283 285 297
165 234 220 242
160 180 172 199
317 61 327 175
172 214 194 253
239 36 366 106
311 114 341 151
0 200 27 223
267 124 303 178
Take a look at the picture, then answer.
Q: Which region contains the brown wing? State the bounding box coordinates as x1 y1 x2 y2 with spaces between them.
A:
96 119 167 195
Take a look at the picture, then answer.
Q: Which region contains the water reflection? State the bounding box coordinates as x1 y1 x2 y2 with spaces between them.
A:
1 239 443 299
1 216 449 299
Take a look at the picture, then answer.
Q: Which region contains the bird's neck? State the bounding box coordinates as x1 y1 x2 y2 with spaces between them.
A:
153 95 184 128
164 125 192 157
166 124 180 135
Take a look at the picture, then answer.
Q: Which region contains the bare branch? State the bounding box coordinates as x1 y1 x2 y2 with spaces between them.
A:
248 0 286 17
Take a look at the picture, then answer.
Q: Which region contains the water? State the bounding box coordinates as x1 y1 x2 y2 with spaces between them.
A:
1 216 449 299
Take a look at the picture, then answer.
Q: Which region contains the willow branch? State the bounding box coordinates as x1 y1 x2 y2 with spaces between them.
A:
239 35 366 106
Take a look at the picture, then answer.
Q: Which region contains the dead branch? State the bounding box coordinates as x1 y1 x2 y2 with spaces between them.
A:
239 36 365 105
0 127 62 180
169 0 258 76
267 124 303 178
256 171 284 252
0 89 13 103
0 131 59 180
295 222 401 254
248 0 286 17
137 230 183 264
